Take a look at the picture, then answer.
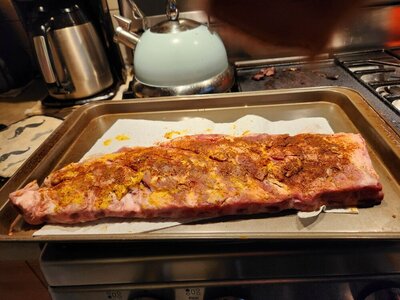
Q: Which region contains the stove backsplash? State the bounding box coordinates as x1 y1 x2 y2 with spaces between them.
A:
116 0 400 63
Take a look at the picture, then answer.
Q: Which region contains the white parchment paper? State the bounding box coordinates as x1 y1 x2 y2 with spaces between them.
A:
82 115 333 160
33 115 340 236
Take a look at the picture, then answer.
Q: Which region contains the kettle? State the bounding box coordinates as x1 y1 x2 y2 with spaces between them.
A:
32 4 114 101
113 0 234 97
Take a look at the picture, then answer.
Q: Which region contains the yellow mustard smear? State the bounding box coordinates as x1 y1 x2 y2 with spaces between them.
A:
85 173 95 181
97 193 112 210
148 190 174 208
97 152 124 163
164 130 187 139
96 184 129 210
242 130 251 136
204 173 226 204
102 134 130 146
54 172 96 211
63 170 79 179
55 185 84 210
55 169 144 211
230 176 247 190
96 172 144 209
112 184 129 201
103 138 112 146
267 161 275 172
207 188 226 204
115 134 130 141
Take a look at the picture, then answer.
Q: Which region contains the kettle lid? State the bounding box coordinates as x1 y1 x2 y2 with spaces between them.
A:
150 0 202 34
150 18 201 34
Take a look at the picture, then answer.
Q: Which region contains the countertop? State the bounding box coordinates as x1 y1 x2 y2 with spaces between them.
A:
0 76 130 186
0 75 131 126
0 79 79 126
0 80 47 126
0 77 131 260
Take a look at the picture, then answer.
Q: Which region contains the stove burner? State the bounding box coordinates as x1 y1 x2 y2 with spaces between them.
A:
122 78 240 99
337 50 400 114
376 85 400 98
41 83 118 107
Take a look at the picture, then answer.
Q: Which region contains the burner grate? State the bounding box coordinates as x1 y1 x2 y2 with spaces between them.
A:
336 50 400 115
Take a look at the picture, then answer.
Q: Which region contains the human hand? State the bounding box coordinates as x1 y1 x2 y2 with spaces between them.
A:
202 0 363 55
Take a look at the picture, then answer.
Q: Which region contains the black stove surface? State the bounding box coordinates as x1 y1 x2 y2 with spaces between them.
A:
236 61 348 92
121 50 400 133
235 54 400 134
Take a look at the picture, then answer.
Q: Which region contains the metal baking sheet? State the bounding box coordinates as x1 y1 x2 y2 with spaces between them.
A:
0 87 399 241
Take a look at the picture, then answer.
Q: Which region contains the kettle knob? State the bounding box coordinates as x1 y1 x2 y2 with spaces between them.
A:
166 0 179 21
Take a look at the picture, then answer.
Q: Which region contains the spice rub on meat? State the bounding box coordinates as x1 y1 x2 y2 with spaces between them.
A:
9 133 383 225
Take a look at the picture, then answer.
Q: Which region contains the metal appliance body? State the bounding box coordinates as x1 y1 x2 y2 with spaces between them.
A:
113 0 234 97
31 53 400 299
46 23 113 99
132 65 234 98
41 242 400 300
32 5 113 100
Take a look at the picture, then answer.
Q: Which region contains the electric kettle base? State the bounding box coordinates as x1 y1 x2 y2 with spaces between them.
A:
41 85 117 108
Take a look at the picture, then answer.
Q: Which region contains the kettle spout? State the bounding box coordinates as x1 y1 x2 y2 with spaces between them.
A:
113 15 140 49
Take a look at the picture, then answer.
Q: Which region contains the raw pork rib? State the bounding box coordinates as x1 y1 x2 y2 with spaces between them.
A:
9 133 383 225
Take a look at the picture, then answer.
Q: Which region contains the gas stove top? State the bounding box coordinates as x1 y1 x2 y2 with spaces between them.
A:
235 57 348 91
121 49 400 135
233 50 400 134
336 49 400 113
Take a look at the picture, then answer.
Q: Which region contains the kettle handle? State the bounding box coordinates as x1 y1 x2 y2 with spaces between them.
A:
128 0 148 30
33 25 75 95
166 0 179 21
33 35 58 85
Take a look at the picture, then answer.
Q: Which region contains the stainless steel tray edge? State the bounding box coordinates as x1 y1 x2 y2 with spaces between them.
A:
0 87 399 241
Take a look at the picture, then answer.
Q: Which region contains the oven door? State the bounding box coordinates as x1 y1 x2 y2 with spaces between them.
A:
48 278 400 300
41 241 400 300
